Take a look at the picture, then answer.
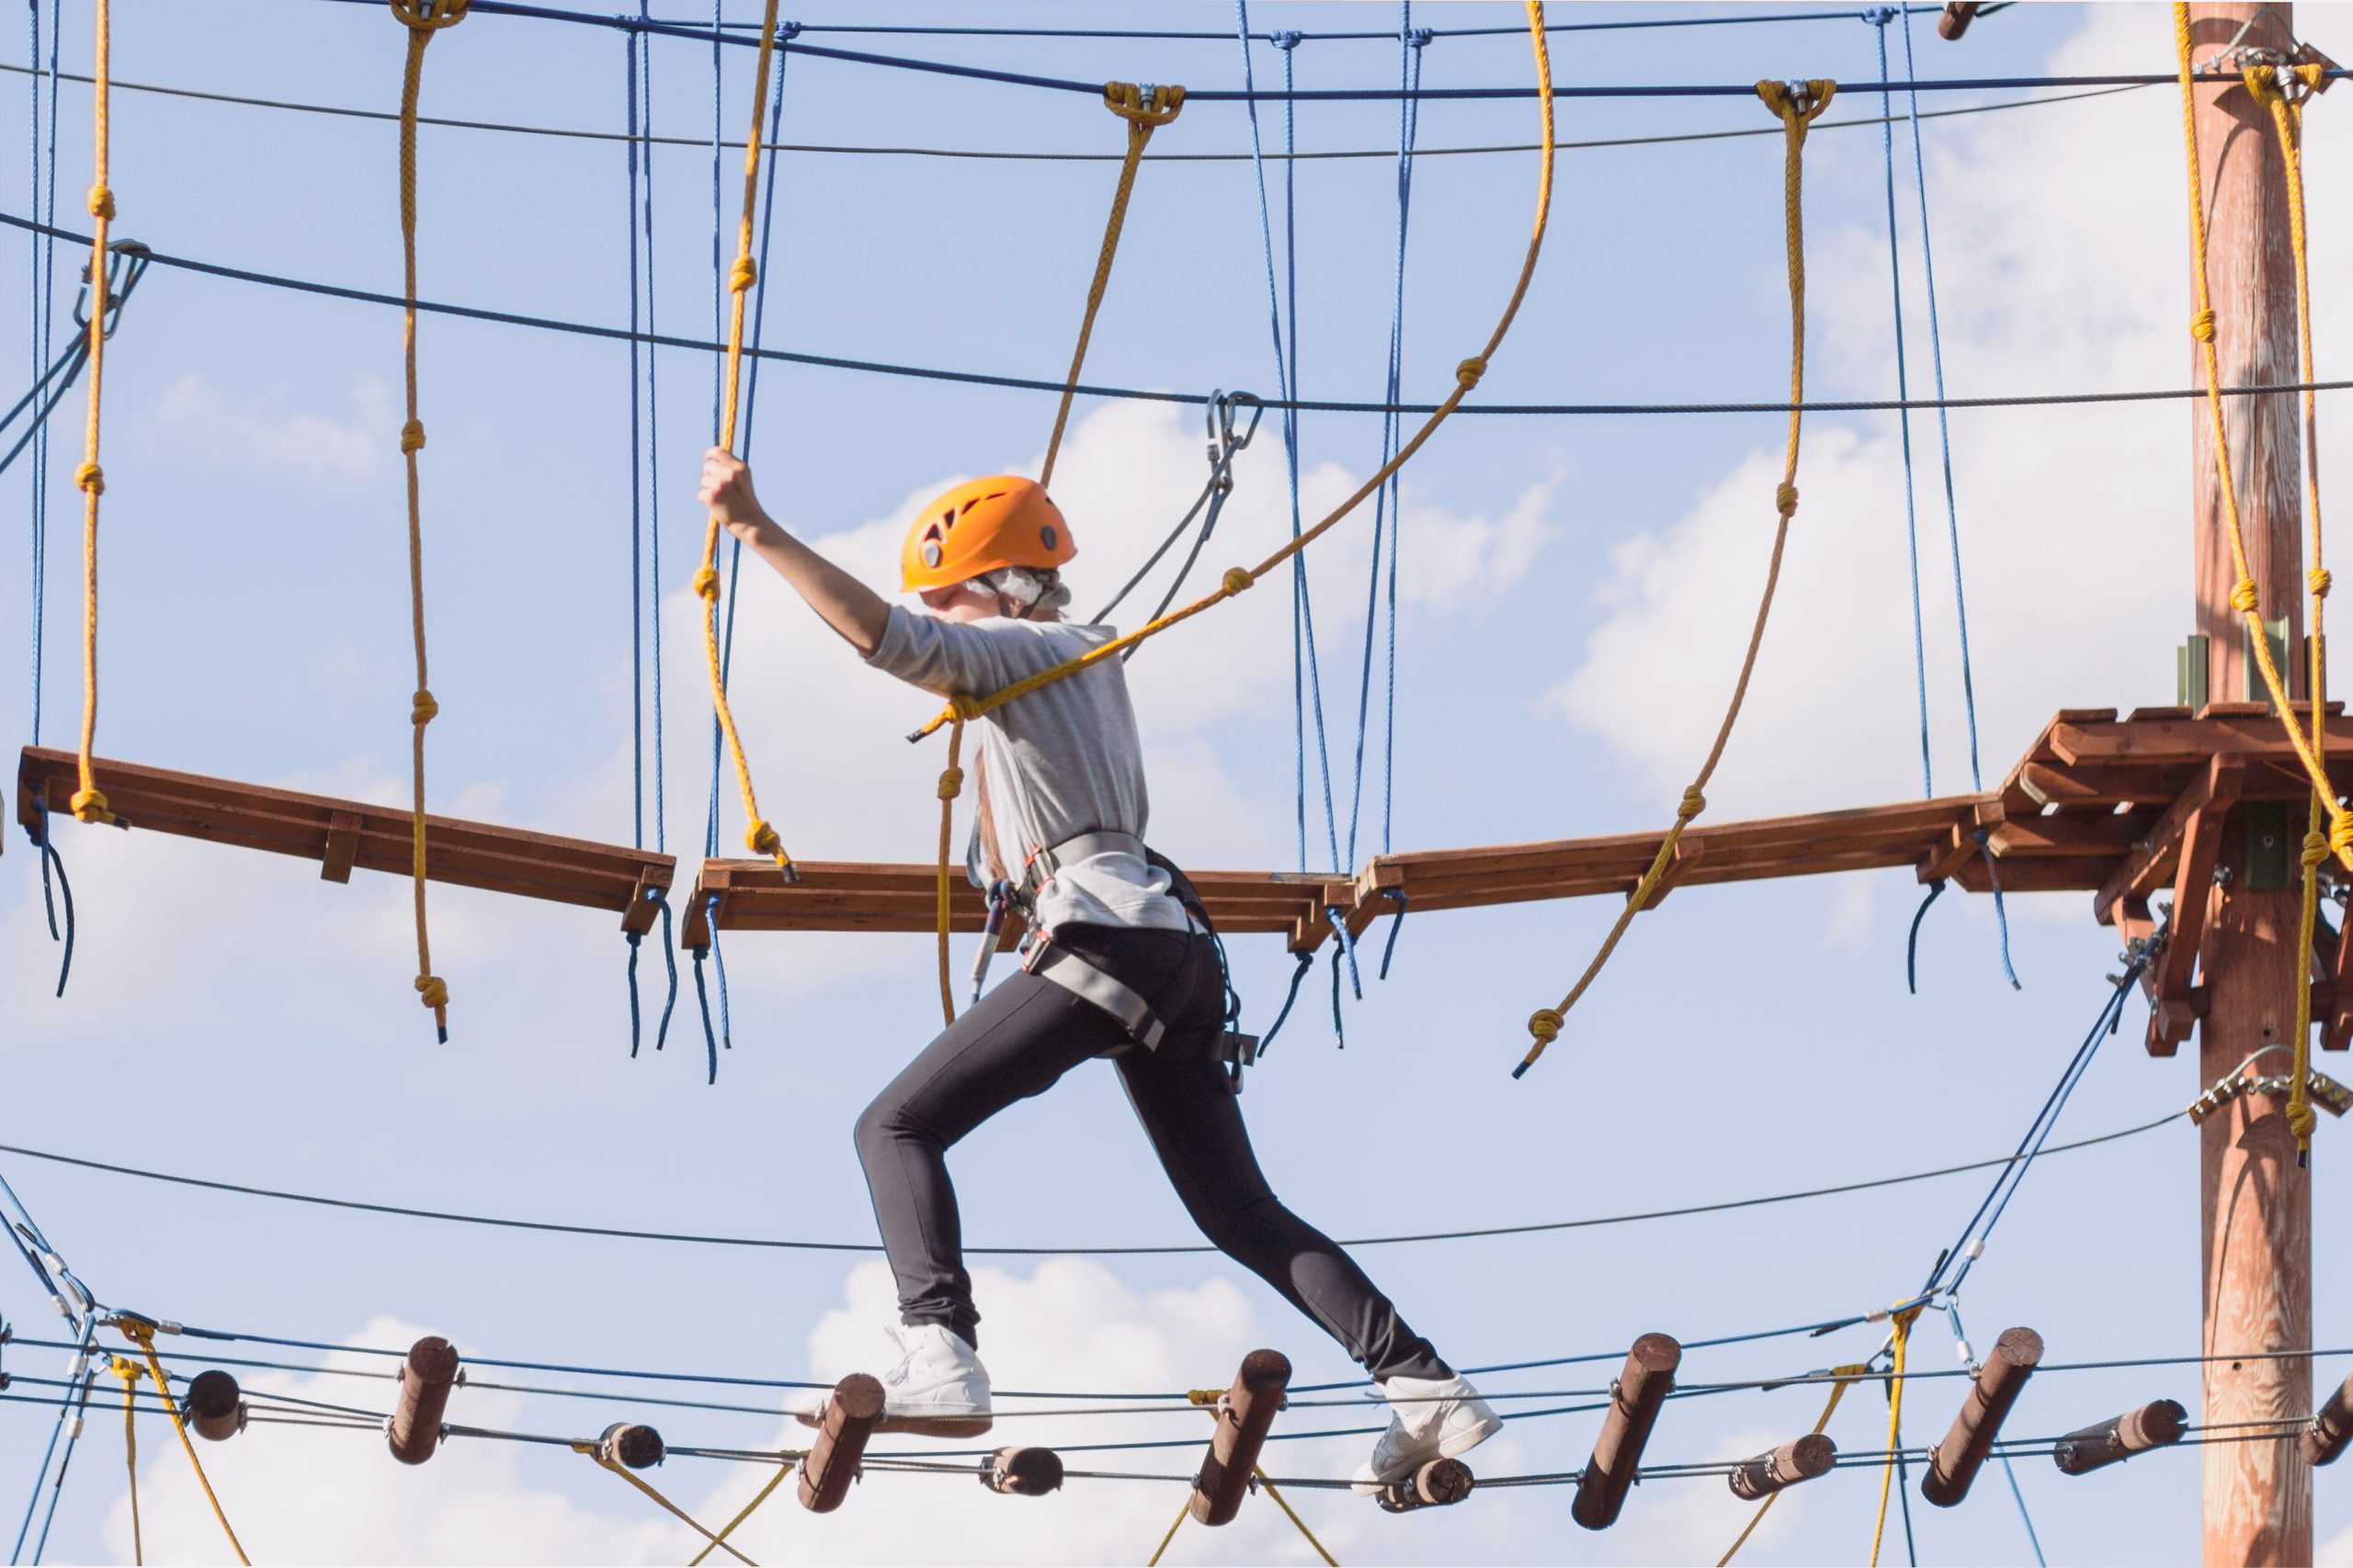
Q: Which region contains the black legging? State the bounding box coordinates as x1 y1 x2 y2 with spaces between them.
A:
853 923 1450 1382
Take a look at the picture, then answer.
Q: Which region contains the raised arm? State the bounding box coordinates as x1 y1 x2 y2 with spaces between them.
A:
698 447 891 657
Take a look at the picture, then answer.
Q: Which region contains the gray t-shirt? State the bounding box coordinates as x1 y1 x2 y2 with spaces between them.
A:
866 607 1188 935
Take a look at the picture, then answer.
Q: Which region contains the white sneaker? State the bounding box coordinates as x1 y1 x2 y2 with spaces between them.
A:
795 1324 994 1438
1350 1374 1501 1496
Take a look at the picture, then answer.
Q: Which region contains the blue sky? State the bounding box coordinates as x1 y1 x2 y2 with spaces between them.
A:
2 2 2349 1562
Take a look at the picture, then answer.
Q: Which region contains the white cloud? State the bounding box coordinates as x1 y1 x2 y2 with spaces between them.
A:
154 373 398 482
2321 1521 2353 1568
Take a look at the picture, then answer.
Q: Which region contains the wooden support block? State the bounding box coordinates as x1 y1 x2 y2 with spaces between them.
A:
1189 1350 1290 1527
1921 1326 2042 1507
1571 1334 1680 1530
982 1447 1063 1497
620 869 665 937
2095 756 2242 927
2051 1399 2186 1475
1989 811 2154 859
1631 836 1704 912
1727 1434 1836 1499
798 1374 884 1514
598 1422 665 1471
2307 1371 2353 1466
321 811 360 884
1374 1457 1474 1514
2143 760 2240 1057
388 1336 459 1466
185 1370 246 1442
2326 910 2353 1051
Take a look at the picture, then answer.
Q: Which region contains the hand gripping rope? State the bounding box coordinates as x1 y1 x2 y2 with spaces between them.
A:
698 0 795 884
1516 79 1834 1078
2243 54 2332 1165
930 75 1187 1024
67 0 114 827
919 0 1558 1024
390 0 469 1040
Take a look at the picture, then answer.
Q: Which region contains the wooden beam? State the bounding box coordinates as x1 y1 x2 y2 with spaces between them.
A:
2094 755 2245 928
17 747 675 928
2143 771 2235 1058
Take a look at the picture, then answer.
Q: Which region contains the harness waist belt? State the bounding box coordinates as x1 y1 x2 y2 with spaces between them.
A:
1018 830 1148 904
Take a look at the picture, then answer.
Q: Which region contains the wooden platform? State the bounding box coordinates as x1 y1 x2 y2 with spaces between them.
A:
13 747 674 932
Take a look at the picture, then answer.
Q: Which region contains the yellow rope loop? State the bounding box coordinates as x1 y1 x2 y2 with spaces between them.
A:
949 694 984 722
936 766 964 801
1775 482 1798 517
745 818 784 858
934 717 967 1025
85 183 113 219
1456 356 1488 390
399 416 426 453
411 687 438 726
1221 566 1254 597
1527 1008 1563 1044
1677 786 1707 822
69 787 112 824
2303 830 2331 869
2314 567 2334 598
693 564 722 601
2288 1098 2318 1142
73 461 102 494
2190 307 2217 342
1101 80 1187 127
2332 812 2353 858
2230 576 2260 613
415 973 448 1009
388 0 470 28
730 256 757 294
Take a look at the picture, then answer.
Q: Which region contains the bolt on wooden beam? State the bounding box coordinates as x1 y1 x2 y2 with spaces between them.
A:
2307 1371 2353 1467
387 1335 459 1466
2051 1399 2187 1475
184 1370 246 1443
599 1422 665 1471
1922 1326 2042 1506
1572 1333 1681 1530
1727 1433 1836 1500
798 1374 884 1515
982 1446 1064 1497
1374 1457 1475 1514
1190 1349 1291 1528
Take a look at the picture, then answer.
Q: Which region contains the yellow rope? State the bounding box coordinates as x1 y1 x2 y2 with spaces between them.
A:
1145 1499 1189 1566
1255 1466 1338 1566
933 710 971 1024
1716 1361 1867 1567
687 1454 801 1568
390 0 466 1040
112 1357 141 1565
2174 7 2353 889
1039 82 1185 490
1868 1309 1920 1568
2247 59 2331 1162
69 0 113 825
697 0 794 881
1517 77 1833 1075
118 1321 249 1565
574 1445 756 1567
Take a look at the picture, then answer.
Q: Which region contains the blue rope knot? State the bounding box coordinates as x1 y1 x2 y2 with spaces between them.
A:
1269 28 1303 50
1860 5 1900 26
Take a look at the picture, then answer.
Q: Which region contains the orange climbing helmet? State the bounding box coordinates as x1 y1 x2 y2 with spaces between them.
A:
900 475 1075 593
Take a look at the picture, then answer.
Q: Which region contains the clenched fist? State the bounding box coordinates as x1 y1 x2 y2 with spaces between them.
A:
698 447 779 547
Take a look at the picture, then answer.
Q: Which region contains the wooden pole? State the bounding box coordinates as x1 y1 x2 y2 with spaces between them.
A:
1570 1333 1680 1530
387 1335 459 1466
1922 1326 2042 1507
1727 1434 1836 1500
1373 1458 1475 1514
2052 1399 2188 1476
2305 1370 2353 1467
1189 1350 1290 1527
798 1373 883 1514
2186 7 2313 1561
183 1370 245 1443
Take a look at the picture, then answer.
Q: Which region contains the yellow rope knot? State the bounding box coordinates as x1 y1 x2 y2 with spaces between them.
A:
937 766 964 801
411 688 438 726
2191 308 2216 343
1775 482 1799 517
2330 810 2353 858
2313 567 2333 598
2230 576 2260 613
2287 1099 2317 1143
69 787 112 824
85 184 113 220
399 418 426 454
1101 81 1187 126
2303 830 2330 869
1456 356 1488 390
415 973 448 1009
746 818 783 857
388 0 471 29
1755 77 1838 135
692 564 722 601
730 256 757 294
2242 63 2287 107
1677 786 1707 821
1222 567 1254 597
1528 1008 1563 1043
73 461 102 494
949 694 984 722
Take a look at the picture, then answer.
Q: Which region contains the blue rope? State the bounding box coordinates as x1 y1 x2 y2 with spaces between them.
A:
27 802 74 998
1255 949 1315 1057
688 899 722 1085
1901 8 2018 990
1324 906 1361 1002
11 1318 94 1567
1904 876 1941 994
1346 14 1426 872
1376 888 1409 978
26 0 59 756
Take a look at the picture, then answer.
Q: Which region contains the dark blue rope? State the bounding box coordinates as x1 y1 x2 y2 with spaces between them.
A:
636 9 680 1054
1256 949 1315 1057
1324 906 1362 1003
689 934 720 1085
1901 8 2017 991
10 1316 94 1566
28 801 74 999
654 899 679 1051
1376 888 1409 979
624 28 649 1056
26 0 60 755
1346 15 1426 870
1904 877 1942 994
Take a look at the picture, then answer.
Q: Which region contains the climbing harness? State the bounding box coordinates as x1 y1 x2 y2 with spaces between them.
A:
68 0 116 831
390 0 468 1040
920 4 1554 1037
113 1315 249 1564
2173 6 2348 885
696 0 795 884
1518 78 1834 1078
2242 52 2332 1165
1088 390 1264 635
